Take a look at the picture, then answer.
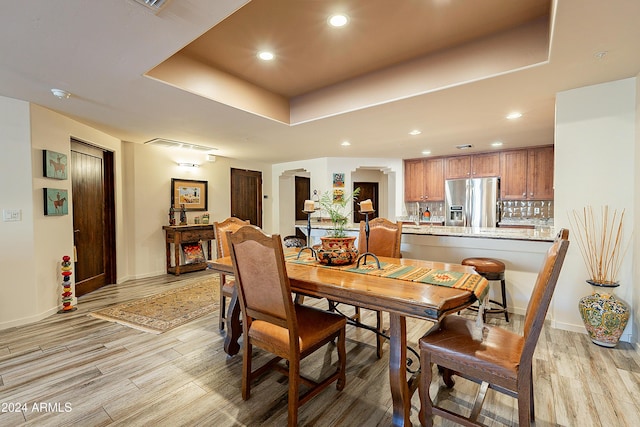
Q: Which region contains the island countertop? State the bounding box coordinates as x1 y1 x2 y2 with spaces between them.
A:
295 221 556 242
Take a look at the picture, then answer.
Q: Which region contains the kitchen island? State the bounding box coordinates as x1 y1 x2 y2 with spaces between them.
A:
295 222 557 318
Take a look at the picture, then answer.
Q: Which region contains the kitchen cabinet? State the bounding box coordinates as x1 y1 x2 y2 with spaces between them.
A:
500 146 553 200
404 158 444 202
444 152 500 179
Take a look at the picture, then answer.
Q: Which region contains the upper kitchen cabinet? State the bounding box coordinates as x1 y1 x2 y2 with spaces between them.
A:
500 146 554 200
444 152 500 179
404 158 444 202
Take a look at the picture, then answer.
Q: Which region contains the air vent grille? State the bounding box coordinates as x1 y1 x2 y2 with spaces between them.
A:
144 138 218 152
132 0 171 12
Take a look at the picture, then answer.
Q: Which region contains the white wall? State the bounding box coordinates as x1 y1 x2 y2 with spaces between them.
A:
126 143 273 278
0 100 124 329
554 78 636 343
0 97 37 327
272 157 403 238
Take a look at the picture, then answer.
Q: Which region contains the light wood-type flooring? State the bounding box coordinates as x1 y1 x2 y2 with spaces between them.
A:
1 271 639 426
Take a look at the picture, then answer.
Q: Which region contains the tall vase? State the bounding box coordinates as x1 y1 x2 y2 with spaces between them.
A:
578 280 630 347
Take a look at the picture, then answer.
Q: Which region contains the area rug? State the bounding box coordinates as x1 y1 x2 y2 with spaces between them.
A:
89 278 219 334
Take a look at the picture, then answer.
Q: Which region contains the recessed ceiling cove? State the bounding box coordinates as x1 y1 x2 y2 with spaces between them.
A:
145 0 551 125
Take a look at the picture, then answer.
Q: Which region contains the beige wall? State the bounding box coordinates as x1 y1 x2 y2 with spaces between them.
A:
0 97 272 329
554 77 636 343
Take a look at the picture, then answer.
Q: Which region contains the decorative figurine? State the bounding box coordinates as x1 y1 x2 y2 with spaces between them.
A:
169 206 176 226
179 204 187 225
58 255 76 313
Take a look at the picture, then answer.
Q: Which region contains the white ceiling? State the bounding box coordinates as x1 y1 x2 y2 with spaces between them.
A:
1 0 639 164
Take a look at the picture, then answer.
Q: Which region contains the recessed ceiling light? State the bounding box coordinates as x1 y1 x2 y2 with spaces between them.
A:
409 130 422 136
257 51 274 61
328 14 349 27
491 141 503 147
341 141 351 146
421 150 431 155
506 112 522 120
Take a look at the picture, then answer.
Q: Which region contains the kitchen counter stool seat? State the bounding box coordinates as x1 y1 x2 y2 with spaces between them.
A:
461 257 508 322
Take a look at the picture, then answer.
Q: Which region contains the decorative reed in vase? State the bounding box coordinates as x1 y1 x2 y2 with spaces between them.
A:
568 205 632 347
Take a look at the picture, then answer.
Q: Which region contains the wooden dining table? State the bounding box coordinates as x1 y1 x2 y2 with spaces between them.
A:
208 251 481 427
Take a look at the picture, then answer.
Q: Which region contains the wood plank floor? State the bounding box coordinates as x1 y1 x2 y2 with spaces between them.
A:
1 271 639 426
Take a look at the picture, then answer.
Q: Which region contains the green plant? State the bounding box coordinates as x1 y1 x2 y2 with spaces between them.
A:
318 187 361 237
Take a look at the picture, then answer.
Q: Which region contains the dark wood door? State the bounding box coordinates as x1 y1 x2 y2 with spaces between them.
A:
294 176 310 239
231 168 262 227
353 182 379 222
71 140 116 297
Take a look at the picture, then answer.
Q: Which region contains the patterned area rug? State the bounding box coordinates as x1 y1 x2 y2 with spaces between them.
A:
90 278 219 334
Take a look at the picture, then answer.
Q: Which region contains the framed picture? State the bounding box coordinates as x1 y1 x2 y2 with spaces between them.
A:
332 173 345 187
182 242 205 264
171 178 208 211
333 188 344 203
43 150 68 179
44 188 69 216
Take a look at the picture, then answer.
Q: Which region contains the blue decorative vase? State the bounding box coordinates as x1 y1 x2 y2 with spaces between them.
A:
578 280 630 347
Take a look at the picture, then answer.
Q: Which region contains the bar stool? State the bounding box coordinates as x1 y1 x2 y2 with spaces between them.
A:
461 257 509 322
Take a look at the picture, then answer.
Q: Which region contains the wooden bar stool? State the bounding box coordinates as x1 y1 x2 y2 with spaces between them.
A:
461 257 509 322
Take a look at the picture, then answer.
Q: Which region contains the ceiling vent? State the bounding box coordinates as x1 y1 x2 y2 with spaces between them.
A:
131 0 171 12
144 138 218 152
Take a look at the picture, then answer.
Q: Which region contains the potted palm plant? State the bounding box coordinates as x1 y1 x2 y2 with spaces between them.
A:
569 205 631 347
316 187 361 265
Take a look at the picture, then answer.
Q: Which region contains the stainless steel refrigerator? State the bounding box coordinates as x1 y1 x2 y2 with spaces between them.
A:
444 177 499 227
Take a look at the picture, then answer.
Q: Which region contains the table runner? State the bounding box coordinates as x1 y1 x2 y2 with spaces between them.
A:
286 253 488 300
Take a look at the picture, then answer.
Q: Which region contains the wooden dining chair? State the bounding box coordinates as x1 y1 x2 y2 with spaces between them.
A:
418 229 569 427
355 217 403 358
213 217 249 330
228 226 347 426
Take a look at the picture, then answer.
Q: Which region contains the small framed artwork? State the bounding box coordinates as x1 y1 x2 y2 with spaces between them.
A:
182 242 205 264
171 178 208 211
332 173 345 188
43 150 68 179
333 188 344 203
44 188 69 216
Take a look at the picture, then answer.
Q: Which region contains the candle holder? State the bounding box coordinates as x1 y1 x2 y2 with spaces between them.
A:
356 210 381 269
297 208 317 260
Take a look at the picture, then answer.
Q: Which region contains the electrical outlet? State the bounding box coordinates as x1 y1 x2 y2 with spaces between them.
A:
3 209 22 222
534 207 540 214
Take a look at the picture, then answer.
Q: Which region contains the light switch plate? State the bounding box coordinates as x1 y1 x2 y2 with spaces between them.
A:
3 209 22 222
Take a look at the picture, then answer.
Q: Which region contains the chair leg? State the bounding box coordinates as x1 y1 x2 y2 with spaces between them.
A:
517 370 533 427
501 278 509 322
219 292 226 330
242 340 252 400
336 328 346 391
418 356 434 427
376 310 384 359
288 357 301 427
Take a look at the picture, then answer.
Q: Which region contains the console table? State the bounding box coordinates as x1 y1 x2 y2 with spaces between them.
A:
163 224 215 275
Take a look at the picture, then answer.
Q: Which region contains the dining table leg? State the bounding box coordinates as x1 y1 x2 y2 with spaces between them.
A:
223 291 242 356
389 313 412 426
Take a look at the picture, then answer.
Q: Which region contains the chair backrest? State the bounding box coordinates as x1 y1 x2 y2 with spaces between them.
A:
358 217 402 258
213 217 250 259
520 228 569 366
228 226 298 339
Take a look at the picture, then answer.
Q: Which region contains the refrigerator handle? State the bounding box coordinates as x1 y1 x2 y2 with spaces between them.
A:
465 182 472 227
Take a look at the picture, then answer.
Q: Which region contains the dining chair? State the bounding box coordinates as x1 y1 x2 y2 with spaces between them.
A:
418 229 569 427
213 217 250 330
354 217 403 358
228 226 347 426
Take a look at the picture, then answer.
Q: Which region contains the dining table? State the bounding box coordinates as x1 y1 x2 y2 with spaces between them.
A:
208 250 486 427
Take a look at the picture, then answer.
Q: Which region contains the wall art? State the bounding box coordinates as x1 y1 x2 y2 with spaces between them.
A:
43 150 68 179
44 188 69 215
